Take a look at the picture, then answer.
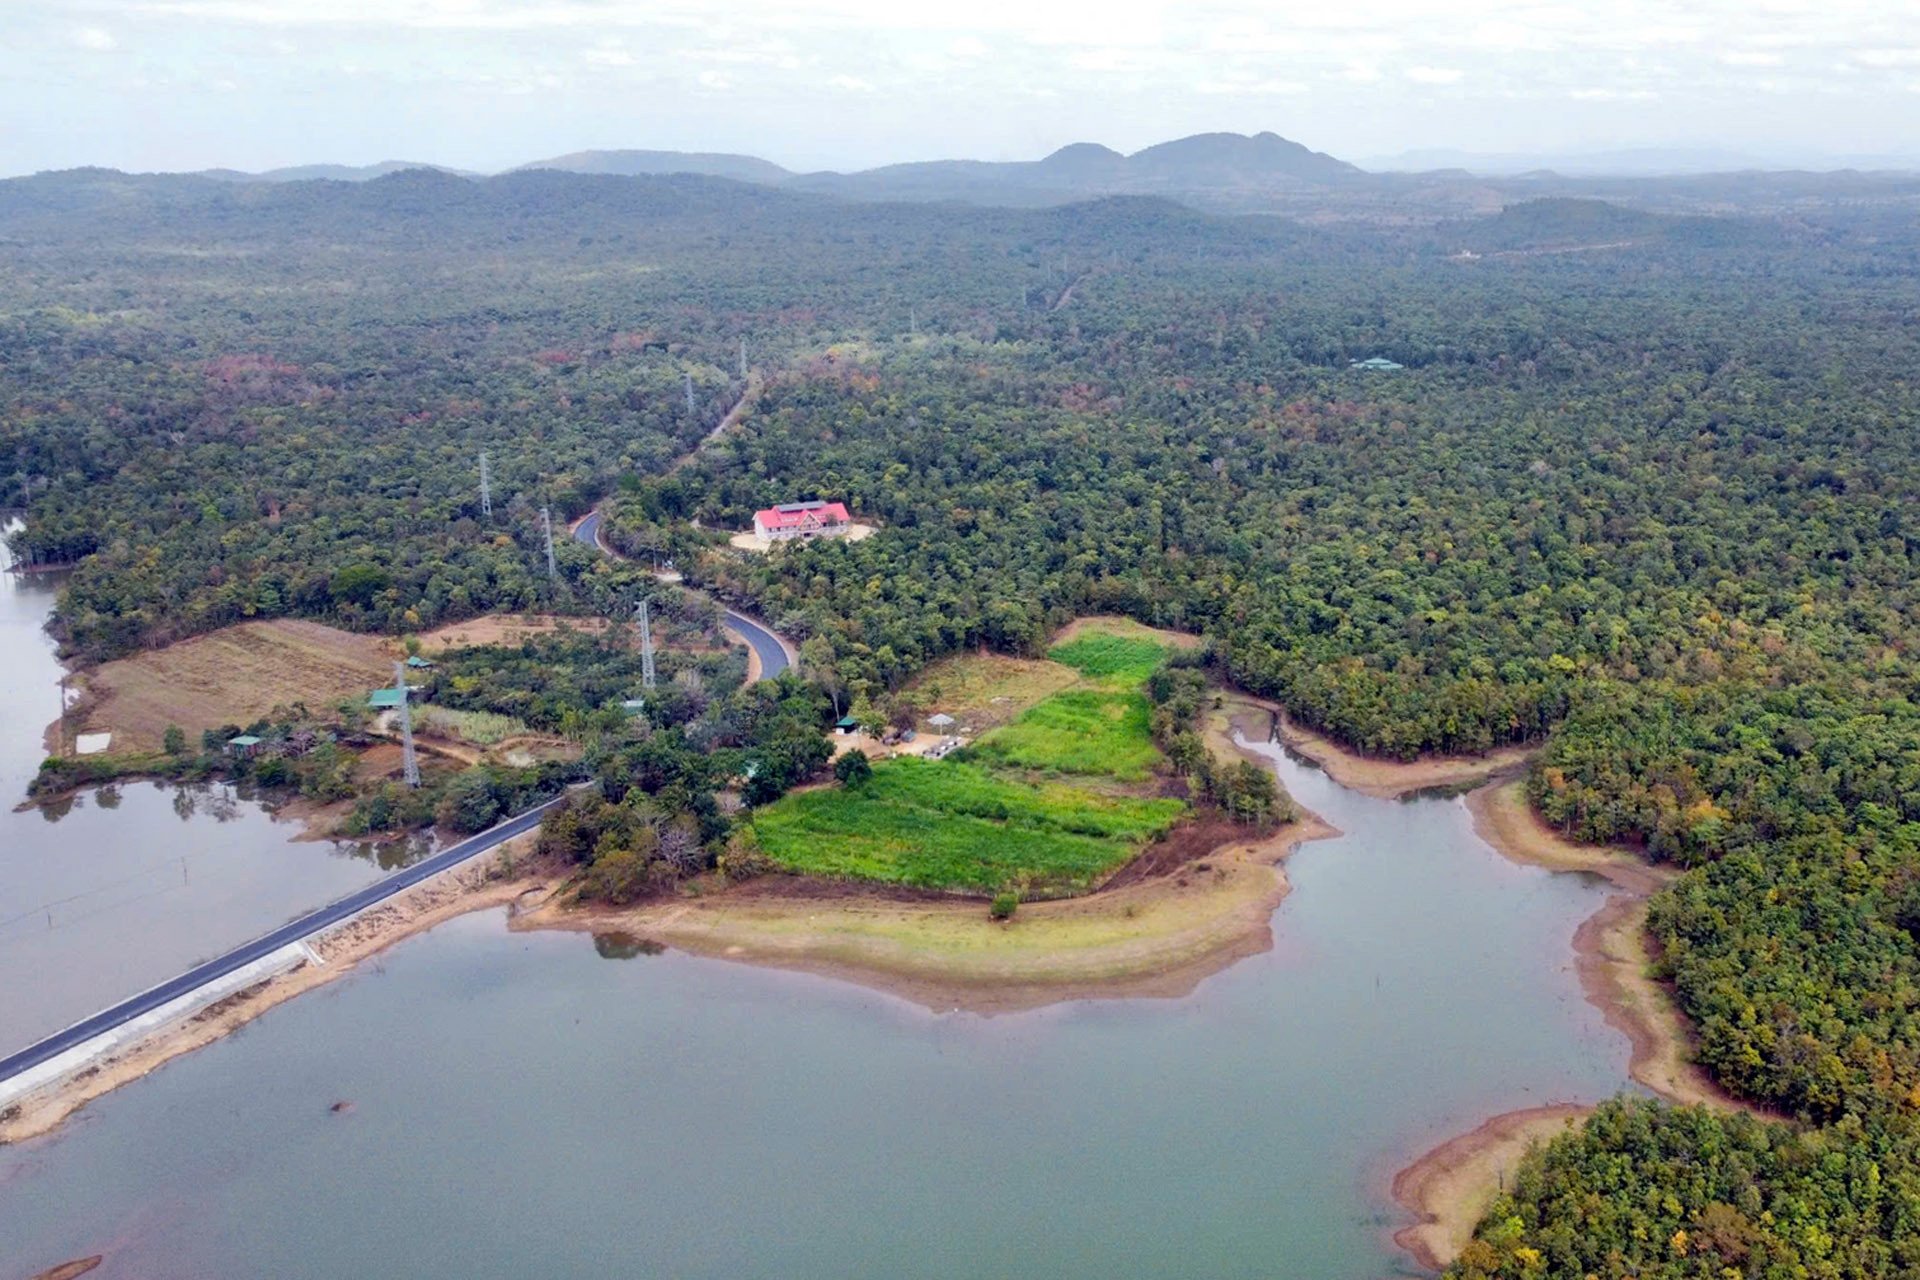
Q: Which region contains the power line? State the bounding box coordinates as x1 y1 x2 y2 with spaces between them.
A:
637 598 656 690
478 451 492 519
394 661 420 788
540 506 557 581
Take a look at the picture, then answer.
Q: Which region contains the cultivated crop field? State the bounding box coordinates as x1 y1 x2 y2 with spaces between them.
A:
966 690 1161 781
751 620 1195 895
753 758 1185 895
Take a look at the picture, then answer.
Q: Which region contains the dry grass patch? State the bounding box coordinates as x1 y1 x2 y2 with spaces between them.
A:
413 613 611 653
71 620 393 752
906 651 1080 731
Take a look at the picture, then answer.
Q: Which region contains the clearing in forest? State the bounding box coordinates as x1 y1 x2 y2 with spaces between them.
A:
67 620 394 753
751 619 1193 895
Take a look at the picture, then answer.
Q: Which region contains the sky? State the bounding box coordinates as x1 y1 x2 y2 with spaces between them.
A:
5 0 1920 177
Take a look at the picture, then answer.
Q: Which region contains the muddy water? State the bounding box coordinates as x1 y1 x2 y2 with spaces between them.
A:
0 726 1634 1279
0 527 409 1051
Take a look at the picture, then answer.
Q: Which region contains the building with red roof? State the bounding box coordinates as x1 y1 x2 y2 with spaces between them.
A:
752 500 852 543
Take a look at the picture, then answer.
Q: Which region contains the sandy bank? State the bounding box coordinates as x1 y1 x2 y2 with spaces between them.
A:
514 813 1338 1015
1225 696 1532 799
1392 781 1768 1271
0 837 553 1147
1390 1104 1588 1271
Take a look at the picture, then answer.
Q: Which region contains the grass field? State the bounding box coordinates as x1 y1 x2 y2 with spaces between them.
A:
750 618 1202 895
412 705 532 747
753 758 1186 894
1048 631 1172 686
966 689 1162 781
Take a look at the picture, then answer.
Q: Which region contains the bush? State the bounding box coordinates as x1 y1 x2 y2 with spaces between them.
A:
833 749 873 787
990 891 1019 921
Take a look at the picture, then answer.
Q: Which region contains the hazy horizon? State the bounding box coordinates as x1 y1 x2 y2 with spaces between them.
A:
7 0 1920 179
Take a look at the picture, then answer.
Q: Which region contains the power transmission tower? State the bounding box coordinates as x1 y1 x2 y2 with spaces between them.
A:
637 599 656 690
683 370 696 415
393 661 420 788
738 337 748 379
540 506 557 581
909 305 917 337
478 451 492 519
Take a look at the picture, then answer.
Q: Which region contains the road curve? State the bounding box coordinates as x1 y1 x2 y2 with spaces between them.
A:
0 797 566 1083
572 509 791 679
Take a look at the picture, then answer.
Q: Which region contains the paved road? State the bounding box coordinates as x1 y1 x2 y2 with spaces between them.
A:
572 510 790 679
0 798 566 1084
2 483 791 1085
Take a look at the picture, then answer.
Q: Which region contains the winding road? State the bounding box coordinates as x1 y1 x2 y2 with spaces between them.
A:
572 509 791 679
1 382 793 1087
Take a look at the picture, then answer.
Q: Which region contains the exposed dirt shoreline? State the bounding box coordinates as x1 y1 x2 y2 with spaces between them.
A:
0 836 553 1147
1390 1104 1588 1271
512 809 1338 1016
1383 779 1772 1271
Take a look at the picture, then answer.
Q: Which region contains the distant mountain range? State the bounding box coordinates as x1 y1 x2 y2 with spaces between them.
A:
105 129 1920 226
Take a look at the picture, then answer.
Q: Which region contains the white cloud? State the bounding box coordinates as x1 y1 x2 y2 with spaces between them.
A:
1569 87 1657 100
828 73 874 91
1069 47 1150 72
1854 47 1920 67
1722 50 1786 66
1406 66 1463 85
1341 61 1382 83
1197 78 1307 96
948 36 988 58
583 44 634 66
73 26 117 50
697 69 732 90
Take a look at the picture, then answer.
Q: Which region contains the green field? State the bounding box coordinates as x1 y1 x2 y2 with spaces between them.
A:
966 689 1162 781
1047 631 1173 685
752 757 1185 894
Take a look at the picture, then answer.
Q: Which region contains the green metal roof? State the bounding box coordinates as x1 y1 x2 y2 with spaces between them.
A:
227 734 263 747
367 687 412 709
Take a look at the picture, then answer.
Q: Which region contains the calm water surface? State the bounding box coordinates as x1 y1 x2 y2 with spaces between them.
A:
0 527 412 1050
1 726 1635 1279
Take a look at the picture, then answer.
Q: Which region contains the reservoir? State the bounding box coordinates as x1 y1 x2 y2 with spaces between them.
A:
0 529 403 1051
0 721 1634 1277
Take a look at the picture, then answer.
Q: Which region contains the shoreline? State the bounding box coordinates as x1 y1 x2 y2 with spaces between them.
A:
512 809 1340 1016
1221 694 1532 799
1387 779 1766 1272
1389 1103 1589 1271
0 837 553 1147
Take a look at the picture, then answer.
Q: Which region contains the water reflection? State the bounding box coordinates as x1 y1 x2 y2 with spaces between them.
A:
592 931 666 960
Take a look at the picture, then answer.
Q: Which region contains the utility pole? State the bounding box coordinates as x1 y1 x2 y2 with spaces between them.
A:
540 506 557 581
394 661 420 788
683 370 697 416
478 451 492 519
637 599 656 690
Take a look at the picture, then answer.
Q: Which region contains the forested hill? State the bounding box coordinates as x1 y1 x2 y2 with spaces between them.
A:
7 168 1920 1274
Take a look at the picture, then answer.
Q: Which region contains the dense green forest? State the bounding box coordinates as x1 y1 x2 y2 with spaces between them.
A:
6 164 1920 1274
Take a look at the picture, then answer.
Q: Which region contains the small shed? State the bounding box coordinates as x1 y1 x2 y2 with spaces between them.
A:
621 698 648 715
405 655 435 670
1349 356 1404 371
367 686 415 711
834 714 861 736
226 734 264 758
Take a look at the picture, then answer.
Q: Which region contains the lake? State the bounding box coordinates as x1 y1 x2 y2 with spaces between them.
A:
0 527 414 1052
0 717 1633 1278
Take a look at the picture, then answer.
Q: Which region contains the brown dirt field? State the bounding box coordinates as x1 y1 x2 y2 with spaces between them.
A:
62 619 395 753
514 811 1339 1016
0 837 554 1147
413 613 611 653
1390 1105 1589 1271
